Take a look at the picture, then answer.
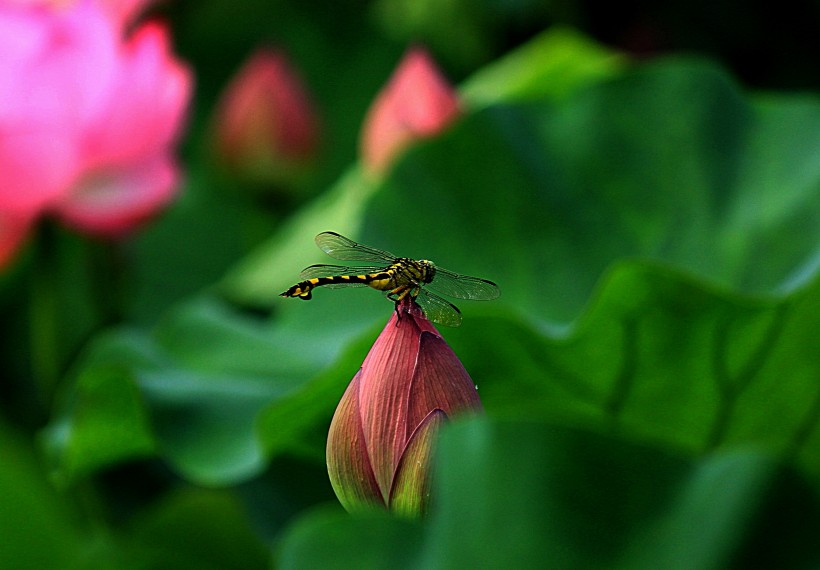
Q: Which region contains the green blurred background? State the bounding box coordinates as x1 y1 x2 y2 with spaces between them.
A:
2 0 819 568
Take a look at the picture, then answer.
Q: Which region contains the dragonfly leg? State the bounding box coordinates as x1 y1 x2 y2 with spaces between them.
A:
385 290 402 325
388 286 414 301
387 286 415 325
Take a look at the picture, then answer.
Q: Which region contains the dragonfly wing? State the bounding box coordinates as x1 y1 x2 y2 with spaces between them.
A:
314 232 398 263
415 290 463 327
426 267 501 300
299 264 384 279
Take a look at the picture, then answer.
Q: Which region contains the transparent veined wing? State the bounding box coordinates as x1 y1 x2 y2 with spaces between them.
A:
314 232 398 263
415 290 463 327
426 267 500 301
299 263 387 279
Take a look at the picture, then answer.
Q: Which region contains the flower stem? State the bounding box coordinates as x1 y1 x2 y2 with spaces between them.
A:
29 221 60 407
89 237 127 328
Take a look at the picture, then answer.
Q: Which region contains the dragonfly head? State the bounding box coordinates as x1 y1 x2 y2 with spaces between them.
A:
418 259 436 283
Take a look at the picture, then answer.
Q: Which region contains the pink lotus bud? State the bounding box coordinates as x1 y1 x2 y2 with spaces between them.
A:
360 47 461 176
213 48 320 185
326 297 483 517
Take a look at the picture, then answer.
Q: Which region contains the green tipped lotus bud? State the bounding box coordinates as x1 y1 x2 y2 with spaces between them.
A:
326 297 482 517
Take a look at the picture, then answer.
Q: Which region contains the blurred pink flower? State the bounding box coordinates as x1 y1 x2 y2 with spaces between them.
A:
55 21 191 235
213 48 320 185
101 0 157 27
0 0 117 216
7 0 157 28
0 210 33 269
326 297 483 517
360 47 461 176
0 0 191 266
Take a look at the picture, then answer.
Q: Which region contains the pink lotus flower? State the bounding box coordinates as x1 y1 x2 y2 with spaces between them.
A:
55 20 191 235
10 0 157 28
101 0 157 28
0 210 33 269
326 297 483 517
213 48 320 185
360 47 461 176
0 0 191 267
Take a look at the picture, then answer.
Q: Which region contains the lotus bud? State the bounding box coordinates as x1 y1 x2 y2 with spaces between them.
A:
326 297 483 517
360 47 461 176
213 48 320 188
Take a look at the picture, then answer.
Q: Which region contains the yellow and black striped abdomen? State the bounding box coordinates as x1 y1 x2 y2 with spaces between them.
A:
280 271 393 300
279 259 434 301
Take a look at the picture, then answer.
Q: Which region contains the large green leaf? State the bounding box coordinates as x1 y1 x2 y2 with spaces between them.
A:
442 265 820 480
277 506 421 570
461 26 626 107
43 294 385 485
0 423 86 569
1 420 270 570
277 419 820 570
44 297 311 486
126 488 270 569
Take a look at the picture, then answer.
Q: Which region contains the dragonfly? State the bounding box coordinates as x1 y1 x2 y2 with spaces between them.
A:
280 231 500 327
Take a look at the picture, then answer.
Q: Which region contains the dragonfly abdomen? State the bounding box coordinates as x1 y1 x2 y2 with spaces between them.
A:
280 272 392 300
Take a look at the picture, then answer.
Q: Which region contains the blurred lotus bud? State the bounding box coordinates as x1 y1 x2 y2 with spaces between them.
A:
326 297 483 517
360 47 461 176
213 48 320 188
